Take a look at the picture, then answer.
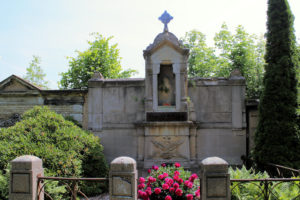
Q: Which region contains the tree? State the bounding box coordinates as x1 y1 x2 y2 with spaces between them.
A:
182 24 265 99
253 0 300 170
59 33 136 89
214 24 266 98
182 30 219 77
23 55 49 89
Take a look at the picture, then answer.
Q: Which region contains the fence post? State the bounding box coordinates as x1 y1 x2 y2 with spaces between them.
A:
109 156 137 200
200 157 230 200
9 155 44 200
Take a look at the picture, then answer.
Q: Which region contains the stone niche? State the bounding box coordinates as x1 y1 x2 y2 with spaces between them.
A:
138 28 197 170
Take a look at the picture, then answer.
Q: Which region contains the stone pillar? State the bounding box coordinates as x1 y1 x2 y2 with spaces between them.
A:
173 63 181 111
200 157 230 200
109 157 137 200
189 127 196 162
152 64 160 111
10 155 44 200
88 80 104 131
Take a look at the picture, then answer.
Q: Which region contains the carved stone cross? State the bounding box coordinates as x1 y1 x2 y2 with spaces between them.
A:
159 11 173 32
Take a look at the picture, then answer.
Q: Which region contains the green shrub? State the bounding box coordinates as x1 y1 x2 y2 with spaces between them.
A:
230 166 300 200
0 106 108 199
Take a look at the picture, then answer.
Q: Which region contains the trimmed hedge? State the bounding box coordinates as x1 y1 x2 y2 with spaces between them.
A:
0 106 108 199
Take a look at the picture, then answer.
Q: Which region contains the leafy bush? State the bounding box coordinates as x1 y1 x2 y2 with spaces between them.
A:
138 163 200 200
230 166 300 200
230 166 269 200
0 106 108 199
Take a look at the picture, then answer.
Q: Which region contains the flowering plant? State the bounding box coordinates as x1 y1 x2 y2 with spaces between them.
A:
138 163 200 200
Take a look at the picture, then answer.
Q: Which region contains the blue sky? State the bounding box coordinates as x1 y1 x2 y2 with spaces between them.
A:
0 0 300 89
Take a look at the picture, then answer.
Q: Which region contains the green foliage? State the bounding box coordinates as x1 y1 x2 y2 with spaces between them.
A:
23 55 49 89
253 0 300 170
0 106 108 198
230 166 269 200
59 33 137 89
230 166 300 200
182 23 265 99
0 167 9 200
182 30 219 77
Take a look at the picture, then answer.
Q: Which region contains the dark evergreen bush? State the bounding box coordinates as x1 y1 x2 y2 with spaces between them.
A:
0 106 108 198
254 0 300 171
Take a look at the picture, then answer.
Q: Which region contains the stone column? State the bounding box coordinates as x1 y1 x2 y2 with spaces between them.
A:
189 127 196 162
88 80 104 131
200 157 230 200
152 64 160 111
10 155 44 200
173 63 181 111
109 157 137 200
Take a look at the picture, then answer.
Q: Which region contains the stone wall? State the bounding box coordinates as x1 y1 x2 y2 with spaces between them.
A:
188 77 246 165
0 90 87 127
88 78 145 163
87 76 246 167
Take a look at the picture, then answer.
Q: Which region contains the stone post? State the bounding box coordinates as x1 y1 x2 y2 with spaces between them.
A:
10 155 44 200
109 157 137 200
200 157 230 200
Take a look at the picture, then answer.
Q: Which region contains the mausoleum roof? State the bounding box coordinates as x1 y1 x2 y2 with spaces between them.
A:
145 31 182 51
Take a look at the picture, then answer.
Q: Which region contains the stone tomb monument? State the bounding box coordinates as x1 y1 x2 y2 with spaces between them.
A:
140 11 195 169
87 11 246 171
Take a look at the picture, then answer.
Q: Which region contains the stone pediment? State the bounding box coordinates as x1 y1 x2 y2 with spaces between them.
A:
143 31 189 58
0 75 41 92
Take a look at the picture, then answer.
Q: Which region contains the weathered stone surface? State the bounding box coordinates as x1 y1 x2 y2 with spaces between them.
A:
109 157 137 200
10 155 44 200
112 176 132 196
110 157 136 172
200 157 230 200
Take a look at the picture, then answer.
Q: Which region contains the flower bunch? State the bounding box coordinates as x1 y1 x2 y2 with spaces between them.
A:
138 163 200 200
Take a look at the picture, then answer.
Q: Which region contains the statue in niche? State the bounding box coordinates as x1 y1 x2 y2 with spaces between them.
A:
158 65 175 106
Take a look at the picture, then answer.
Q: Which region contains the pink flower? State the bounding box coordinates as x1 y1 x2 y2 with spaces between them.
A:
178 178 183 184
139 177 145 184
165 195 172 200
161 163 166 167
152 165 159 170
169 187 175 193
195 189 200 197
174 163 181 168
173 175 179 181
174 170 180 176
173 182 179 189
184 180 189 186
138 190 148 199
148 176 156 183
158 174 164 180
189 173 198 182
148 169 151 173
184 181 193 189
188 182 193 189
138 183 145 189
146 187 152 196
154 188 161 194
162 183 169 190
165 178 174 186
138 190 143 197
175 188 183 196
163 172 168 178
186 194 193 200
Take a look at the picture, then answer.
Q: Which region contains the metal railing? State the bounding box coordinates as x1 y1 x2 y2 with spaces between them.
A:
266 163 300 178
231 178 300 200
37 176 108 200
